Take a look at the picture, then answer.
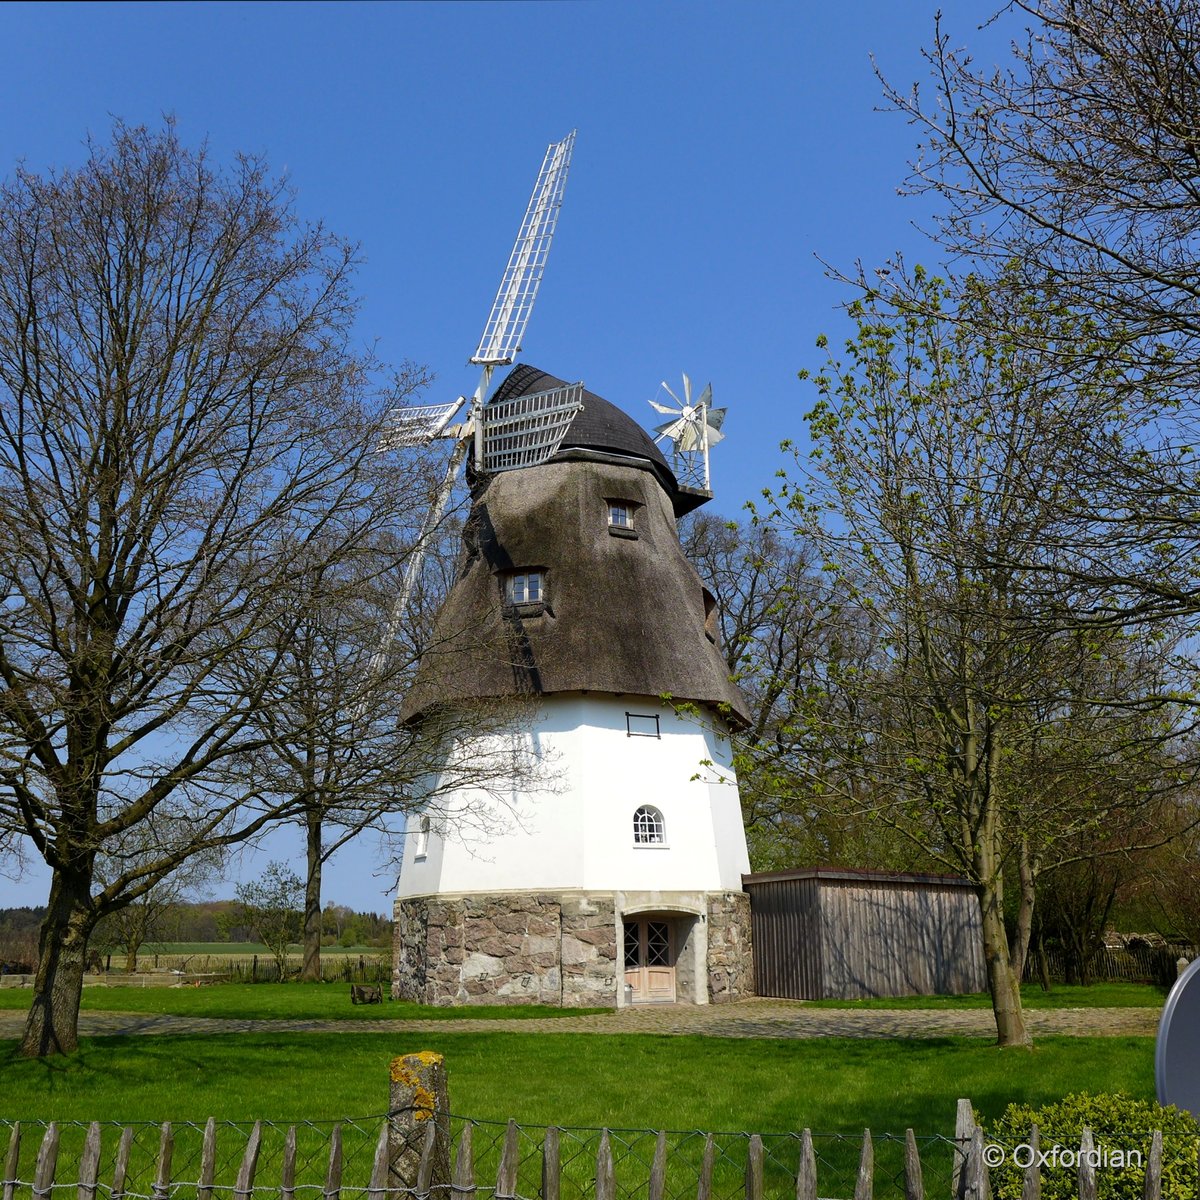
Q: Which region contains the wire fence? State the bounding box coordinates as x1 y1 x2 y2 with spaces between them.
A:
0 1114 965 1200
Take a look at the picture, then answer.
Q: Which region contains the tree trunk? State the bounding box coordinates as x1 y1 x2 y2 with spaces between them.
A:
19 867 97 1058
301 809 323 983
979 886 1031 1048
1037 935 1053 992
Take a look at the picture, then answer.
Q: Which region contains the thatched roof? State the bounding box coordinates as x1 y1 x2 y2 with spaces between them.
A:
402 367 749 726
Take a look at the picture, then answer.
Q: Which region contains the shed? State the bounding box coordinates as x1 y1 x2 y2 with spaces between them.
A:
742 868 987 1000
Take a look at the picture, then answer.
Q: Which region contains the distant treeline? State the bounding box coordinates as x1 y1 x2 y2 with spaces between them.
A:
0 900 392 950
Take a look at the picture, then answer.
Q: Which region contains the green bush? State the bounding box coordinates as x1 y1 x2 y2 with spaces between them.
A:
987 1093 1199 1200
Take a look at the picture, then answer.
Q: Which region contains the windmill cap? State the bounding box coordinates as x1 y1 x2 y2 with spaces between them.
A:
486 364 711 514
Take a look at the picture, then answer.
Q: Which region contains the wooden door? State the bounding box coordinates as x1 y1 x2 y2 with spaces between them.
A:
623 918 676 1003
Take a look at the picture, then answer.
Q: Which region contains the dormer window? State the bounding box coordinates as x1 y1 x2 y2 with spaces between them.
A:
607 499 639 539
507 570 544 605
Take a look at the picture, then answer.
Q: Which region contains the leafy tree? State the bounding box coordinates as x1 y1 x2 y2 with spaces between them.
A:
681 513 924 872
230 861 304 979
768 267 1196 1046
0 122 423 1057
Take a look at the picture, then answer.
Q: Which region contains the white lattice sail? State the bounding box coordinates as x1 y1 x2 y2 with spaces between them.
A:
481 382 584 473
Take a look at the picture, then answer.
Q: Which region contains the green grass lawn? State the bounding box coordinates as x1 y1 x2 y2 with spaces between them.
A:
0 1030 1160 1199
0 983 605 1021
804 982 1167 1010
143 943 384 956
0 1031 1155 1129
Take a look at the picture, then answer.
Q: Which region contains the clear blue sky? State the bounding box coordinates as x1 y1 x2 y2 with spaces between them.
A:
0 0 1009 915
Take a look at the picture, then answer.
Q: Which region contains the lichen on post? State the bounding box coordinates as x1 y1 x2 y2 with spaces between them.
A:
388 1052 450 1199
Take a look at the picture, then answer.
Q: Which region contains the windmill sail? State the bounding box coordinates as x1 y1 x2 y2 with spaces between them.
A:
481 382 584 474
377 399 465 451
472 131 576 367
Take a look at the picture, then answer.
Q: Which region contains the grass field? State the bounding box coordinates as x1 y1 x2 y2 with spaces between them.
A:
141 943 384 956
807 982 1167 1010
4 1032 1158 1200
0 984 604 1021
0 1031 1156 1130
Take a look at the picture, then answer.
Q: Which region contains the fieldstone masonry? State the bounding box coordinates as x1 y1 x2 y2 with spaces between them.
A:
707 891 754 1003
395 889 754 1007
393 892 618 1007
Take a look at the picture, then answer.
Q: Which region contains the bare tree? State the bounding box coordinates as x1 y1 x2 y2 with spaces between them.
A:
881 1 1200 618
224 494 547 982
0 122 424 1057
93 824 224 972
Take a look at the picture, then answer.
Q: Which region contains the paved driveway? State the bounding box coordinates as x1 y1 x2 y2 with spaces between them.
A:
0 997 1162 1040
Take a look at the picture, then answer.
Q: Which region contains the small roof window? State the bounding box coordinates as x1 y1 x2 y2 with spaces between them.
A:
506 570 544 605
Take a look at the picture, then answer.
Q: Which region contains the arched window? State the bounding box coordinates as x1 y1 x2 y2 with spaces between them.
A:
633 805 666 846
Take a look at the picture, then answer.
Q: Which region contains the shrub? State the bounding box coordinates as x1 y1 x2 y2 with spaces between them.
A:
987 1093 1199 1200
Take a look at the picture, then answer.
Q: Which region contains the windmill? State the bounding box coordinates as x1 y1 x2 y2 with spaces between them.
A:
373 131 581 663
649 373 726 492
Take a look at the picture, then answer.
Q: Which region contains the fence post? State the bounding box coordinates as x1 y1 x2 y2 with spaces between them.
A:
542 1127 560 1200
1143 1129 1162 1200
453 1124 476 1200
389 1052 451 1199
325 1124 344 1200
3 1121 20 1200
1021 1125 1040 1200
796 1129 816 1200
854 1130 873 1200
234 1121 261 1200
495 1120 519 1200
281 1127 298 1200
649 1131 667 1200
902 1129 922 1200
153 1123 173 1200
1077 1129 1096 1200
111 1128 133 1200
961 1128 990 1200
79 1123 102 1200
952 1101 974 1200
595 1132 615 1200
415 1122 438 1200
746 1135 764 1200
697 1135 715 1200
32 1124 59 1200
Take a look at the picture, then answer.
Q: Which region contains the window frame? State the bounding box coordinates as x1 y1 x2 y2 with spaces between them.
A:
414 814 431 861
606 498 639 539
626 711 661 738
505 569 546 608
632 804 667 847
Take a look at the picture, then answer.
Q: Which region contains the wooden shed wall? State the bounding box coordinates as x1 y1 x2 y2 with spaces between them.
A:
746 876 822 1000
744 873 987 1000
817 880 986 999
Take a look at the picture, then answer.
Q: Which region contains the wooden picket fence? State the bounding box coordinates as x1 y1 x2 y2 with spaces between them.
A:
1 1102 1188 1200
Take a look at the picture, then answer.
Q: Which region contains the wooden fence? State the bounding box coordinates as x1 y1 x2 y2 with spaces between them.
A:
3 1058 1194 1200
4 1105 1191 1200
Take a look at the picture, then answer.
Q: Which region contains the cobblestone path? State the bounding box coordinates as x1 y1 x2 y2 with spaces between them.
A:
0 997 1162 1041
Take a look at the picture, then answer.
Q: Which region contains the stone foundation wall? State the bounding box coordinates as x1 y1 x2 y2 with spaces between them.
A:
706 891 753 1003
396 889 754 1007
393 892 617 1007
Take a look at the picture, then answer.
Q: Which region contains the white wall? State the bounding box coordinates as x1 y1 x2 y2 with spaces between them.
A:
396 694 750 899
